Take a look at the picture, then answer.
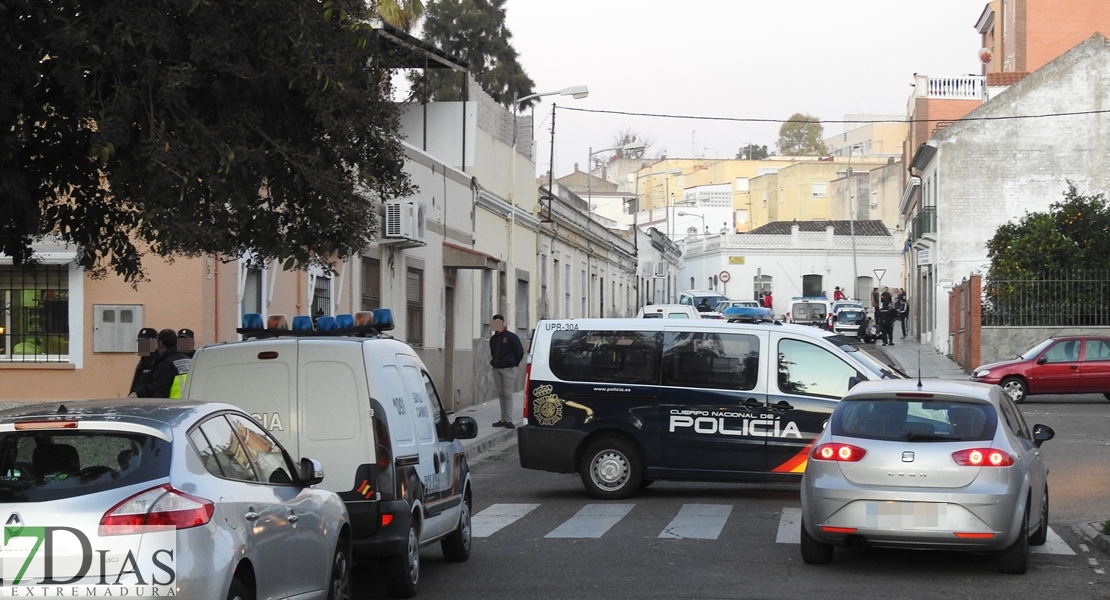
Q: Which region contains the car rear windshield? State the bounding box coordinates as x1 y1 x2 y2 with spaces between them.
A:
837 310 864 324
0 431 171 502
831 399 997 442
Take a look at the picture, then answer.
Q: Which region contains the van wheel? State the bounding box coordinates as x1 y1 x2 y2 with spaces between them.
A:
800 519 834 564
384 522 419 598
997 504 1029 574
579 437 642 500
441 493 471 562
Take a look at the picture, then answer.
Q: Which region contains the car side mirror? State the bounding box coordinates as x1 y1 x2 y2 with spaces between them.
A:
1032 424 1055 447
847 375 863 390
1036 356 1048 365
299 457 325 486
453 416 478 440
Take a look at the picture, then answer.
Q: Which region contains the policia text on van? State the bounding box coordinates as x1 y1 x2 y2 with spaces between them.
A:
518 318 902 499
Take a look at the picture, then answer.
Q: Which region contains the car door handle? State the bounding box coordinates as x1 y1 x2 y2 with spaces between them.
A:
244 510 260 522
1070 365 1078 369
771 400 794 412
742 397 763 409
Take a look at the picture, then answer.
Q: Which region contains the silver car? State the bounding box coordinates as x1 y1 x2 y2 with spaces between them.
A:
800 379 1054 574
0 399 351 598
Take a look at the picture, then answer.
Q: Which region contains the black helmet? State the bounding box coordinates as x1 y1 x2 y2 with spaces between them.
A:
137 327 158 340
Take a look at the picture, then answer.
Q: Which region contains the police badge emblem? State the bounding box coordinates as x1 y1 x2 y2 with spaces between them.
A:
532 384 564 426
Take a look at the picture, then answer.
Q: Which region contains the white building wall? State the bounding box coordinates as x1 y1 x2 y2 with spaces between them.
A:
917 35 1110 355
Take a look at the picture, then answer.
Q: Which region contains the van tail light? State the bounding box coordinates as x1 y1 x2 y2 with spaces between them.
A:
100 485 214 536
811 443 867 462
522 364 532 420
951 448 1015 467
372 415 395 498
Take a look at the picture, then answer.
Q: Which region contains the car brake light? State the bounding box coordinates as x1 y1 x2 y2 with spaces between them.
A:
954 532 995 539
811 443 867 462
374 417 392 471
821 526 857 534
100 485 214 536
522 364 532 420
951 448 1015 467
382 514 394 526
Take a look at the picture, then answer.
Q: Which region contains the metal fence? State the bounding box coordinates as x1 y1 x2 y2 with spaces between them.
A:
981 270 1110 326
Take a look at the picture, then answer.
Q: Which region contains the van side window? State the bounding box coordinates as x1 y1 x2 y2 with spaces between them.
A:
663 332 760 391
549 331 662 385
777 338 861 399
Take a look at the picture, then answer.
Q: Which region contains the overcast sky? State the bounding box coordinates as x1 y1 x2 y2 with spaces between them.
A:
502 0 984 177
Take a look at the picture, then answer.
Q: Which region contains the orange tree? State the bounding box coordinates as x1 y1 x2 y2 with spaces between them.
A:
0 0 412 282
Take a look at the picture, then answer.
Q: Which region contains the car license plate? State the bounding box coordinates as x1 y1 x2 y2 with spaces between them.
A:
865 501 946 529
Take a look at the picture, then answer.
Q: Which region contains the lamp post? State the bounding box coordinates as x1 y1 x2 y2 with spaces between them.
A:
587 143 645 210
677 211 708 289
846 144 860 301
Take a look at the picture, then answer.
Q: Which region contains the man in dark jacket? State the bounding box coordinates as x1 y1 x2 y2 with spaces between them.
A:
489 314 524 429
130 329 191 398
876 301 896 346
129 327 159 395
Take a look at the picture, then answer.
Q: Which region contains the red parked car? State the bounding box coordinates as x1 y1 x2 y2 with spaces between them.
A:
971 336 1110 403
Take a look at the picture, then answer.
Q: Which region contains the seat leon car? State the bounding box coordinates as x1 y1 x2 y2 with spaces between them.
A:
0 399 351 599
800 379 1054 574
971 335 1110 403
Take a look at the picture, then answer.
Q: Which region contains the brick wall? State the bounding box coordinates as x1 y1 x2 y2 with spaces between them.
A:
948 275 981 373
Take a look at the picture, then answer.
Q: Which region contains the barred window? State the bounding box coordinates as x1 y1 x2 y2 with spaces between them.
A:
311 276 331 318
1 265 70 362
361 258 381 312
406 268 424 347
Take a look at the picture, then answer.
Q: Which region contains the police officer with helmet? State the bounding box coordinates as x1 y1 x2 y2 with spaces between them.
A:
129 329 190 398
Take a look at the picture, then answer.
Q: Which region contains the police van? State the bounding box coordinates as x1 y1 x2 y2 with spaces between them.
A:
183 310 477 598
518 318 902 499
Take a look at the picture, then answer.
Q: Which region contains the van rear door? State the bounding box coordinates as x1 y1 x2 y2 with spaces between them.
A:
185 340 299 454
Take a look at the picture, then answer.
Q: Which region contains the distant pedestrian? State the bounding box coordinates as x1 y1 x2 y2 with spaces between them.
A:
895 288 907 304
876 301 896 346
763 292 773 309
169 328 196 399
880 287 892 305
833 286 847 301
871 287 880 311
129 327 160 395
129 329 190 398
894 298 909 340
489 314 524 429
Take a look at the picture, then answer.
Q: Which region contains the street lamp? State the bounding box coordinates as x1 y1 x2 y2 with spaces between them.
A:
587 143 646 209
846 144 860 301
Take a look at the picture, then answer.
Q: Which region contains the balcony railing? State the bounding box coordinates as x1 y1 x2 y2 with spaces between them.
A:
917 75 985 100
912 207 936 241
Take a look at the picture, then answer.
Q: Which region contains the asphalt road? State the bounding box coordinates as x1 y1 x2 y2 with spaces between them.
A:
352 393 1110 600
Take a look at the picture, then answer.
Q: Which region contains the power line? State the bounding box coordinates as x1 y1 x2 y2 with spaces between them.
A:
558 106 1110 125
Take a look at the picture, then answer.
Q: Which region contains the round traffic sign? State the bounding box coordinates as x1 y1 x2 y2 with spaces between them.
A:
719 271 731 282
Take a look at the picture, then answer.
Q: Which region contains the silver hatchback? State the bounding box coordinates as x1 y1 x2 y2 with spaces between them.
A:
0 399 351 598
800 379 1054 574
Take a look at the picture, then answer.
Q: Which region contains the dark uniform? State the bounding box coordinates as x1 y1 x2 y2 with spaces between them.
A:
876 302 896 346
132 330 190 398
129 327 159 396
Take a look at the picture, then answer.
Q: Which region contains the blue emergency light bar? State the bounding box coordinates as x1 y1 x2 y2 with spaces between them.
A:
722 306 776 323
237 309 395 339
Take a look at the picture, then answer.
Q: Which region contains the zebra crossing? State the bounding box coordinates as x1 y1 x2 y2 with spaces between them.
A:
471 502 1076 554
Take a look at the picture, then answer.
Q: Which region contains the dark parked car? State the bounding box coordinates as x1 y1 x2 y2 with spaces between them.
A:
971 336 1110 403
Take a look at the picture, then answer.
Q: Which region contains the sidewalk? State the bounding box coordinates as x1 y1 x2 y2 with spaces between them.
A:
456 390 523 462
866 337 968 380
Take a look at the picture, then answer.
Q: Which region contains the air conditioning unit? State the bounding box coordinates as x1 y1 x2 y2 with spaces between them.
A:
653 262 667 278
382 200 427 247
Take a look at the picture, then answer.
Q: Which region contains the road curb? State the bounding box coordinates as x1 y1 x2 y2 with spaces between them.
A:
464 427 517 463
1077 522 1110 555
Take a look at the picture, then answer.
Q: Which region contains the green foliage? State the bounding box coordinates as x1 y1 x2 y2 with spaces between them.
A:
987 184 1110 278
1 0 412 282
737 144 769 160
411 0 534 109
777 114 827 157
377 0 425 32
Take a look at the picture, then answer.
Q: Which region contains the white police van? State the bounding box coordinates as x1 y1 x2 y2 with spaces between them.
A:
183 310 477 598
518 318 902 499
